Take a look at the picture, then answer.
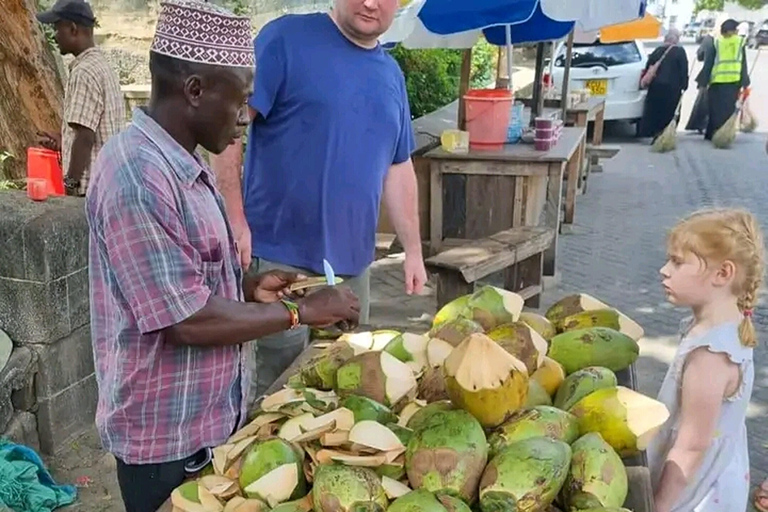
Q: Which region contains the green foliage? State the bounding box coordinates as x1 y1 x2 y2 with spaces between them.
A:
694 0 766 13
390 40 499 119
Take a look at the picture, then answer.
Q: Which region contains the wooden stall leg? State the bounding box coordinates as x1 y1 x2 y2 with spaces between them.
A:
505 252 544 308
429 162 444 256
433 270 474 310
563 144 580 225
543 162 564 279
592 104 606 173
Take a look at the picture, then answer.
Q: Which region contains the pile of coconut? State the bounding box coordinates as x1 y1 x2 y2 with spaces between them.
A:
171 286 669 512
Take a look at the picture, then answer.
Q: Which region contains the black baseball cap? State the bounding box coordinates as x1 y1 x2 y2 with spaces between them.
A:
37 0 97 28
721 18 740 33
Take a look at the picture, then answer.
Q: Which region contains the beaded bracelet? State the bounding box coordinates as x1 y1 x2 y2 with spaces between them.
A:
281 299 301 330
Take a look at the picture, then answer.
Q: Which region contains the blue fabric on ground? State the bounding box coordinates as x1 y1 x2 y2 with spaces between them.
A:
0 441 76 512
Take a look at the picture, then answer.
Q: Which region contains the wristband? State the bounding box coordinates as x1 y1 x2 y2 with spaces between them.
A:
281 299 300 330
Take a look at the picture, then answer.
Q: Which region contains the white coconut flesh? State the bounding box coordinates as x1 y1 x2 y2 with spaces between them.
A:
261 388 305 412
228 436 258 463
278 413 315 442
316 449 389 467
291 420 338 443
575 293 645 340
381 476 412 499
223 498 269 512
616 386 670 450
395 333 430 372
426 337 456 368
348 421 404 452
397 401 424 427
229 413 285 443
522 323 549 369
445 333 528 390
302 407 355 432
199 475 239 499
172 484 224 512
321 430 350 446
372 330 402 351
380 351 418 405
497 289 524 322
243 463 299 508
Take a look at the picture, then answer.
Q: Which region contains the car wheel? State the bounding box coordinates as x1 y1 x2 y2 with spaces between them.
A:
633 120 642 138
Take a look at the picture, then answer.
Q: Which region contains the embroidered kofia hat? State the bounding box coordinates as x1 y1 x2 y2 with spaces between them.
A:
150 0 254 68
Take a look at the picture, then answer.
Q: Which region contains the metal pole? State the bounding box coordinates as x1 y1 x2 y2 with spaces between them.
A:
560 29 575 121
506 24 514 90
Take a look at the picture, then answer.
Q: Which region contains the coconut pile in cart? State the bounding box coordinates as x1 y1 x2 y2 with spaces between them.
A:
169 286 669 512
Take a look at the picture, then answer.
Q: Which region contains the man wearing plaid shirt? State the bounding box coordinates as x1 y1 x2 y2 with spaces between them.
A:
37 0 124 196
84 2 360 511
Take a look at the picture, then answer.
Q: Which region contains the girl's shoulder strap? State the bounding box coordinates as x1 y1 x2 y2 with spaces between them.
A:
684 321 751 366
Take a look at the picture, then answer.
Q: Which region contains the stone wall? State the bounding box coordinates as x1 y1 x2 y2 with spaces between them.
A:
0 191 96 454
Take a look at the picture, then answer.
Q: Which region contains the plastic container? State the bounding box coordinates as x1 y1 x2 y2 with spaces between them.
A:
27 178 49 201
464 89 514 150
535 127 555 139
534 137 556 151
440 129 470 154
26 147 65 196
534 117 554 130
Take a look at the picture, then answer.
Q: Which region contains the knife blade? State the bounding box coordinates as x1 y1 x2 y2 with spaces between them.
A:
323 259 336 287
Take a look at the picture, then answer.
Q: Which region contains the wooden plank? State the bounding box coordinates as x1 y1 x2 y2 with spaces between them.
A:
413 155 432 240
433 269 475 309
564 138 581 225
513 177 525 227
426 237 509 272
506 253 544 308
438 160 550 177
592 99 606 146
490 226 554 258
625 466 656 512
543 161 564 277
443 174 467 239
429 162 444 255
465 175 516 240
425 127 587 164
586 143 621 159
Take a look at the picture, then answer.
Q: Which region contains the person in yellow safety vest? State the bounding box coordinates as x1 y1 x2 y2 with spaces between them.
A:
703 18 750 141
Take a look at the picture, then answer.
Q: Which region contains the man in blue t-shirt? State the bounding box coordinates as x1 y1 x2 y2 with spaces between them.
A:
211 0 427 397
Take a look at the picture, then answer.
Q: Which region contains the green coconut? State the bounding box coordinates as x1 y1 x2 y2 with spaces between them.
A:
405 401 454 432
426 318 485 367
549 327 639 374
463 286 524 331
335 351 417 407
518 312 557 341
554 366 618 411
487 406 579 457
239 437 306 506
561 433 628 510
269 498 313 512
545 293 644 341
386 423 415 447
478 437 572 512
417 365 450 403
436 494 473 512
525 380 552 407
178 481 200 503
384 332 430 373
444 333 529 428
386 489 450 512
432 295 471 329
341 395 398 424
486 322 548 375
312 463 388 512
405 409 489 503
294 339 360 390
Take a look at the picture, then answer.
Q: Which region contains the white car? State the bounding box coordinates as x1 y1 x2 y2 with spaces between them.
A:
547 39 649 132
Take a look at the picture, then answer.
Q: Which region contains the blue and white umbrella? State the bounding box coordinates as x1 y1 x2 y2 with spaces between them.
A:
382 0 647 47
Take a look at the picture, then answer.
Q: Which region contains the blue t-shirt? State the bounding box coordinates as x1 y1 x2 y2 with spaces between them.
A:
243 13 416 277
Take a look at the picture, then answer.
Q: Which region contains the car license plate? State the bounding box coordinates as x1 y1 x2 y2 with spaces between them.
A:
585 79 608 96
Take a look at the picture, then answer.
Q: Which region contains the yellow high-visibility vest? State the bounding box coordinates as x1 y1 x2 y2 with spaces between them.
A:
711 35 744 84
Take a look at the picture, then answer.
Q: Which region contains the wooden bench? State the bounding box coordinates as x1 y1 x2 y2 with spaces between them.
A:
586 143 621 176
425 226 555 309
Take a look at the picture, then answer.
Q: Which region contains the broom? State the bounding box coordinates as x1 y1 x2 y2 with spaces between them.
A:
713 47 760 147
652 97 683 153
740 48 760 132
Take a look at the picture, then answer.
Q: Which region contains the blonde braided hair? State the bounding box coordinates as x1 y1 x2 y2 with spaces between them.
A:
668 208 765 347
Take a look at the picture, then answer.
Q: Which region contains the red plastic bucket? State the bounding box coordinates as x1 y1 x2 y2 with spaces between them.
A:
27 147 65 196
464 89 514 150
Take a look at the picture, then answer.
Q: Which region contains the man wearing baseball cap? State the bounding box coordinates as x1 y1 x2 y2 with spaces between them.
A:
36 0 124 196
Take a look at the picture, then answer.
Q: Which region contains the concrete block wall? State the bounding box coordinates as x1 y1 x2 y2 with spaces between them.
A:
0 191 97 454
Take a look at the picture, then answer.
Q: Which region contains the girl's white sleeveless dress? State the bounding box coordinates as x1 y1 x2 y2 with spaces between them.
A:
646 319 753 512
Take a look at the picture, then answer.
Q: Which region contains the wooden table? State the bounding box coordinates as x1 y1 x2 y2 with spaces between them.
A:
423 126 587 279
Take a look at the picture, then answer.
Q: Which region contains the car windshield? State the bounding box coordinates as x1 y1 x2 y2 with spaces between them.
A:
554 42 642 68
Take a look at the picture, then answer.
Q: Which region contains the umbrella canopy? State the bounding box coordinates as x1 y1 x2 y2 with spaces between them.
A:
381 0 647 48
598 12 662 43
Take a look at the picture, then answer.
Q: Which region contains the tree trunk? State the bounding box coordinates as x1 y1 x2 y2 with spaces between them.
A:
0 0 64 180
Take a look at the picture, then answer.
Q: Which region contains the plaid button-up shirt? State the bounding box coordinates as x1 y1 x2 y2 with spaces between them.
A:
62 47 125 194
86 108 249 464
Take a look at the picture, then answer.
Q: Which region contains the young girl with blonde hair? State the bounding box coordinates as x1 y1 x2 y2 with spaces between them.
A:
649 208 764 512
